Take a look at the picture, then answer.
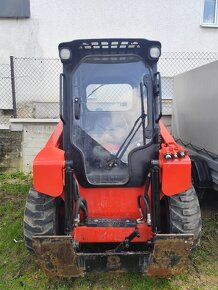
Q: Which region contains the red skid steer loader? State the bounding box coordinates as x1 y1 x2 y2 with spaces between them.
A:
24 39 201 277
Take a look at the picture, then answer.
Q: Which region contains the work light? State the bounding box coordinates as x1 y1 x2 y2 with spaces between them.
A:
59 48 71 60
149 46 161 58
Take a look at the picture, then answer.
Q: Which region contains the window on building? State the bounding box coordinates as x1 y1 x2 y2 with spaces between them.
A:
0 0 30 18
202 0 217 26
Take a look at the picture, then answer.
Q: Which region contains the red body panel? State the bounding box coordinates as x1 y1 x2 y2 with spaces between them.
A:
79 186 145 218
73 223 152 243
68 186 153 243
32 120 192 244
159 121 191 196
33 122 65 197
45 121 63 147
70 186 153 243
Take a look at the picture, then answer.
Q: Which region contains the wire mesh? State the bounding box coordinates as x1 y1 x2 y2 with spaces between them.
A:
14 57 61 119
0 63 13 127
159 52 218 76
159 52 218 114
1 52 218 125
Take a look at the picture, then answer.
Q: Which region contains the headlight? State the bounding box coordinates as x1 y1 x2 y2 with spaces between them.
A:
59 48 71 60
149 46 161 58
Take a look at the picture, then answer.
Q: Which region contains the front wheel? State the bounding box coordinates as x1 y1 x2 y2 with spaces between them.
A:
162 186 202 248
23 188 58 253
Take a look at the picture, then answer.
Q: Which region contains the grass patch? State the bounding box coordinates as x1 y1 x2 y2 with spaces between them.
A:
0 172 217 289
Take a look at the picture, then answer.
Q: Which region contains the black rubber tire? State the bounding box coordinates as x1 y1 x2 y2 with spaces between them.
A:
194 188 205 202
167 186 202 248
23 188 57 253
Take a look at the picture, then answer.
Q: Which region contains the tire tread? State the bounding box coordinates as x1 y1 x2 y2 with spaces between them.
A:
23 188 56 253
168 187 201 248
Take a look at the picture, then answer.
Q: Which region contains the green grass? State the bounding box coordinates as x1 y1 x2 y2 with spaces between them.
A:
0 172 217 289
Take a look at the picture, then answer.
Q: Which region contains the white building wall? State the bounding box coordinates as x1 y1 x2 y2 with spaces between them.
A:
0 0 218 63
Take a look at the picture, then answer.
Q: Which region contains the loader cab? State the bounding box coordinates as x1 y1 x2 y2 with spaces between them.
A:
59 39 162 187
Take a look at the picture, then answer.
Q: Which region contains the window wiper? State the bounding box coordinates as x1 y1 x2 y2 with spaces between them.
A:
108 113 146 168
87 84 106 98
108 82 147 168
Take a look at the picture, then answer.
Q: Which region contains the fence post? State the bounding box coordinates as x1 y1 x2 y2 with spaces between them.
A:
10 56 17 118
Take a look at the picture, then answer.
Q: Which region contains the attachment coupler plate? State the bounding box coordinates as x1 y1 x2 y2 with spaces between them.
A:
32 233 194 277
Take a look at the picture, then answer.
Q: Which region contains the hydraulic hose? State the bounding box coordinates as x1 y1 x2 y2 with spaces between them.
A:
74 197 88 226
144 172 151 198
72 178 88 226
137 195 151 226
74 178 80 201
137 172 152 226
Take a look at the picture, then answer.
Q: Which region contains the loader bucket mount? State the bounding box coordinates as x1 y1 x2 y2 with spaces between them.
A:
32 234 194 277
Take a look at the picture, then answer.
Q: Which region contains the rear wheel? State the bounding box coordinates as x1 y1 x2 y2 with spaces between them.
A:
162 186 202 248
23 188 60 253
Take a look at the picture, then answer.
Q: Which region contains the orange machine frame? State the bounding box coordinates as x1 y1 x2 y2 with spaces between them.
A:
33 120 191 244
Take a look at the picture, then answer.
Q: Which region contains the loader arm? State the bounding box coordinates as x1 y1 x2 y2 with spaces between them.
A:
159 121 191 195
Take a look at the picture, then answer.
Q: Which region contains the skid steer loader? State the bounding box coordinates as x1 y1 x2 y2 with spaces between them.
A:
24 39 201 277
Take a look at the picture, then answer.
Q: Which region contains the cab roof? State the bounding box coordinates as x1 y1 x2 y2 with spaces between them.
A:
58 38 161 68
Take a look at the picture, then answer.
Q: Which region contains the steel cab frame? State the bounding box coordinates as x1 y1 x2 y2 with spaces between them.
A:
59 39 162 231
59 39 162 185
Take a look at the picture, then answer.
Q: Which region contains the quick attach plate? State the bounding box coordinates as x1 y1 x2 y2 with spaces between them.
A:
32 233 194 277
32 236 84 277
147 234 194 276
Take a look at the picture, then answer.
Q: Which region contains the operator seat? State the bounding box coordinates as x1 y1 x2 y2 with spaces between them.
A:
78 111 129 182
87 112 129 146
73 108 157 187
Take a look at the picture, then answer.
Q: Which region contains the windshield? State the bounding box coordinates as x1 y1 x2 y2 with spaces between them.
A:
71 55 152 185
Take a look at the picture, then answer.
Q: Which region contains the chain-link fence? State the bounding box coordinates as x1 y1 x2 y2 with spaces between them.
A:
0 63 14 127
159 52 218 114
13 57 61 119
1 52 218 126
